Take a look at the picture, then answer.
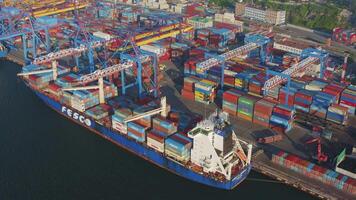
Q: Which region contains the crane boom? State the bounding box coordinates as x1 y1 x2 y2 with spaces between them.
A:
79 61 134 84
32 38 118 65
196 43 258 72
17 69 54 76
124 97 169 123
263 56 319 92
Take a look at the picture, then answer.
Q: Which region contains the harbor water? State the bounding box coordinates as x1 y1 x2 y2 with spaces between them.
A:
0 60 316 199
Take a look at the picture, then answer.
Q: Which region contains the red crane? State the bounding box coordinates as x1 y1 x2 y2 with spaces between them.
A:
341 53 349 84
305 137 328 162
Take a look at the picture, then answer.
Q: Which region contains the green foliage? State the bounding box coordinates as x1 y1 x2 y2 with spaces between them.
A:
209 0 232 8
239 1 352 32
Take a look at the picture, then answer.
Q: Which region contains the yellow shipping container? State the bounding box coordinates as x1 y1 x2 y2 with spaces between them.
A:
201 79 217 86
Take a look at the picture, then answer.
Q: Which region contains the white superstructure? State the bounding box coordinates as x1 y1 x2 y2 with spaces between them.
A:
188 111 252 180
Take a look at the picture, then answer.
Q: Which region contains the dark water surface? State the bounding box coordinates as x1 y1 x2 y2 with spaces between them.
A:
0 60 316 199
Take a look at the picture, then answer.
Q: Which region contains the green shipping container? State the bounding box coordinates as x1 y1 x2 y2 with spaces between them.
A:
237 95 259 117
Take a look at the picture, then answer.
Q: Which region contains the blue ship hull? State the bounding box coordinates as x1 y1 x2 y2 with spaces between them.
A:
33 89 251 190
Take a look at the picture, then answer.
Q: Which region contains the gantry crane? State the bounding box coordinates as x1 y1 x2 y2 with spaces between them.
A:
263 48 328 105
62 61 135 104
32 22 192 70
0 7 57 61
123 96 170 123
341 53 349 84
119 35 159 99
196 34 271 88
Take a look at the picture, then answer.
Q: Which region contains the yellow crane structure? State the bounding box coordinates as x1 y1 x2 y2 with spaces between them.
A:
2 0 90 18
32 3 89 17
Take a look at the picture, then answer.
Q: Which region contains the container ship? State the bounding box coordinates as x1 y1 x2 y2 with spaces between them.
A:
18 64 252 190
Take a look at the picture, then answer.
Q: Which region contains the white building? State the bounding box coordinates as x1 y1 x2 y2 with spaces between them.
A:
236 3 286 25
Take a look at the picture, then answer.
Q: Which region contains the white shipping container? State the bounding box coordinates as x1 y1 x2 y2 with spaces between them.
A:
305 84 323 91
195 83 214 91
93 31 112 40
224 69 238 77
112 120 128 134
140 45 165 55
147 137 164 153
71 101 85 112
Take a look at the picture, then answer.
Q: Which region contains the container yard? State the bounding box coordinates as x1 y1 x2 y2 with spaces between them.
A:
1 0 355 199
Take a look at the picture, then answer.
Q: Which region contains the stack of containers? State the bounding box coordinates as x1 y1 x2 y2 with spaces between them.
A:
71 90 99 112
272 150 356 195
305 79 328 91
165 133 192 163
209 28 235 48
235 71 255 91
253 99 275 127
46 82 62 99
206 66 221 82
224 68 239 87
278 86 297 107
249 72 269 97
55 73 80 88
181 76 201 100
133 106 154 127
294 89 314 113
152 116 177 135
194 79 217 104
339 85 356 115
27 66 70 88
61 91 73 105
270 105 295 133
310 91 336 119
196 29 210 46
248 78 263 96
222 89 243 116
147 129 170 153
127 121 149 142
112 108 132 134
327 104 348 125
85 104 111 121
237 95 259 122
323 83 345 103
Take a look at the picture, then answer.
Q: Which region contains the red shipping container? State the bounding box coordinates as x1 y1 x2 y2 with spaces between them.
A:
254 99 275 115
278 91 295 107
181 89 195 100
295 92 313 102
273 106 293 118
223 89 243 103
224 75 235 86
